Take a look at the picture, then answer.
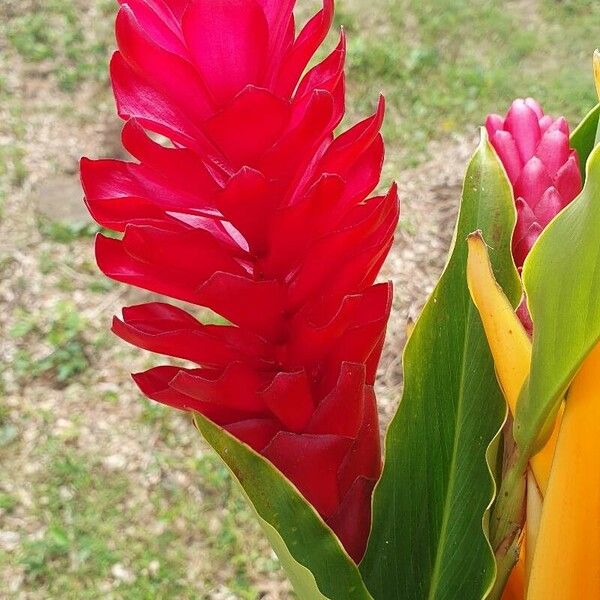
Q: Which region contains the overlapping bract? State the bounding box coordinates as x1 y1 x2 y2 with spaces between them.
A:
486 98 582 269
81 0 398 561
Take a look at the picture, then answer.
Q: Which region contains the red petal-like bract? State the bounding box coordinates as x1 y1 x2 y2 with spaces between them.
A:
486 98 582 332
82 0 398 562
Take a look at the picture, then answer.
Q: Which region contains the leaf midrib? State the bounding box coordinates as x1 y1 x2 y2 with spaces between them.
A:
426 156 491 600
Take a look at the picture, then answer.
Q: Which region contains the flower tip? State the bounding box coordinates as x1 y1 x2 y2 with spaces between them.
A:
485 113 504 137
505 97 540 133
110 314 123 333
387 181 399 206
551 115 569 134
115 2 134 28
131 370 150 392
94 232 119 272
317 0 336 29
79 156 95 182
524 97 544 118
79 156 92 188
510 97 527 110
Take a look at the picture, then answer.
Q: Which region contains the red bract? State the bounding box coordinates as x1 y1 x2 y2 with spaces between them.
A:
81 0 398 562
486 98 582 269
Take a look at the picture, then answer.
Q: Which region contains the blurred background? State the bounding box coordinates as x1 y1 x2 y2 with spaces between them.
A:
0 0 598 597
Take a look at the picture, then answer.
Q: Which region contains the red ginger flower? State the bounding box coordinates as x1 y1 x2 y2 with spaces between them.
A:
486 98 582 269
81 0 398 562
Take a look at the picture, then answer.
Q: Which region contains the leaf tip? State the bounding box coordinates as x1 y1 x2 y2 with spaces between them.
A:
479 125 490 146
466 230 489 285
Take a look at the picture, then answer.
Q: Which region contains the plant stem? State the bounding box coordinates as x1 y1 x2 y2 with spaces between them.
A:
488 534 521 600
487 449 529 598
490 451 527 550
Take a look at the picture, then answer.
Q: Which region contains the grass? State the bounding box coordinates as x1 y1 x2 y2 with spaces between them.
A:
0 417 278 598
2 0 600 597
3 0 115 91
37 219 100 244
340 0 600 165
14 445 192 598
10 300 91 386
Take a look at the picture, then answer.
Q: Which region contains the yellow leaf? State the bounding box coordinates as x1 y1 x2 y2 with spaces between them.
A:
466 233 531 417
527 342 600 600
467 233 557 494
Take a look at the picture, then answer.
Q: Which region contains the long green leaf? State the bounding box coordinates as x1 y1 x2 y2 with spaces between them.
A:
570 103 600 179
360 130 521 600
515 142 600 454
193 413 373 600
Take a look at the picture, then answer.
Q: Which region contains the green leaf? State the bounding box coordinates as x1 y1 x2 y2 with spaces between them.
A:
193 413 373 600
570 103 600 179
360 130 521 600
516 143 600 454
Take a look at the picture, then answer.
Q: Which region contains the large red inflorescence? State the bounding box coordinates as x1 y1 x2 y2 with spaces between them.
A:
81 0 398 562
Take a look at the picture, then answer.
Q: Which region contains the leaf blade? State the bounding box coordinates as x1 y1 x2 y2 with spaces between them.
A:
516 144 600 455
466 232 531 416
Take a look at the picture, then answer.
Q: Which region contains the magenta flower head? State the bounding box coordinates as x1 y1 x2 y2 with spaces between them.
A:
486 98 582 269
81 0 398 562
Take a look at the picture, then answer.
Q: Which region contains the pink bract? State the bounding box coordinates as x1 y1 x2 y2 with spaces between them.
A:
486 98 582 269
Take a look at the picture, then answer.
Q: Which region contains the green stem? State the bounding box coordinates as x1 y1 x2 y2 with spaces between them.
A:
487 448 529 598
490 451 527 550
487 534 521 600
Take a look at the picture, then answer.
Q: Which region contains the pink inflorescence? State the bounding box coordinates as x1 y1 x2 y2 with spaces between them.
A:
486 98 582 269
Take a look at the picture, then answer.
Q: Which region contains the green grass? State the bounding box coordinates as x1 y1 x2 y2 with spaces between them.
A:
3 0 114 91
340 0 600 165
0 145 28 189
14 445 191 598
0 425 278 598
10 300 90 386
37 219 100 244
